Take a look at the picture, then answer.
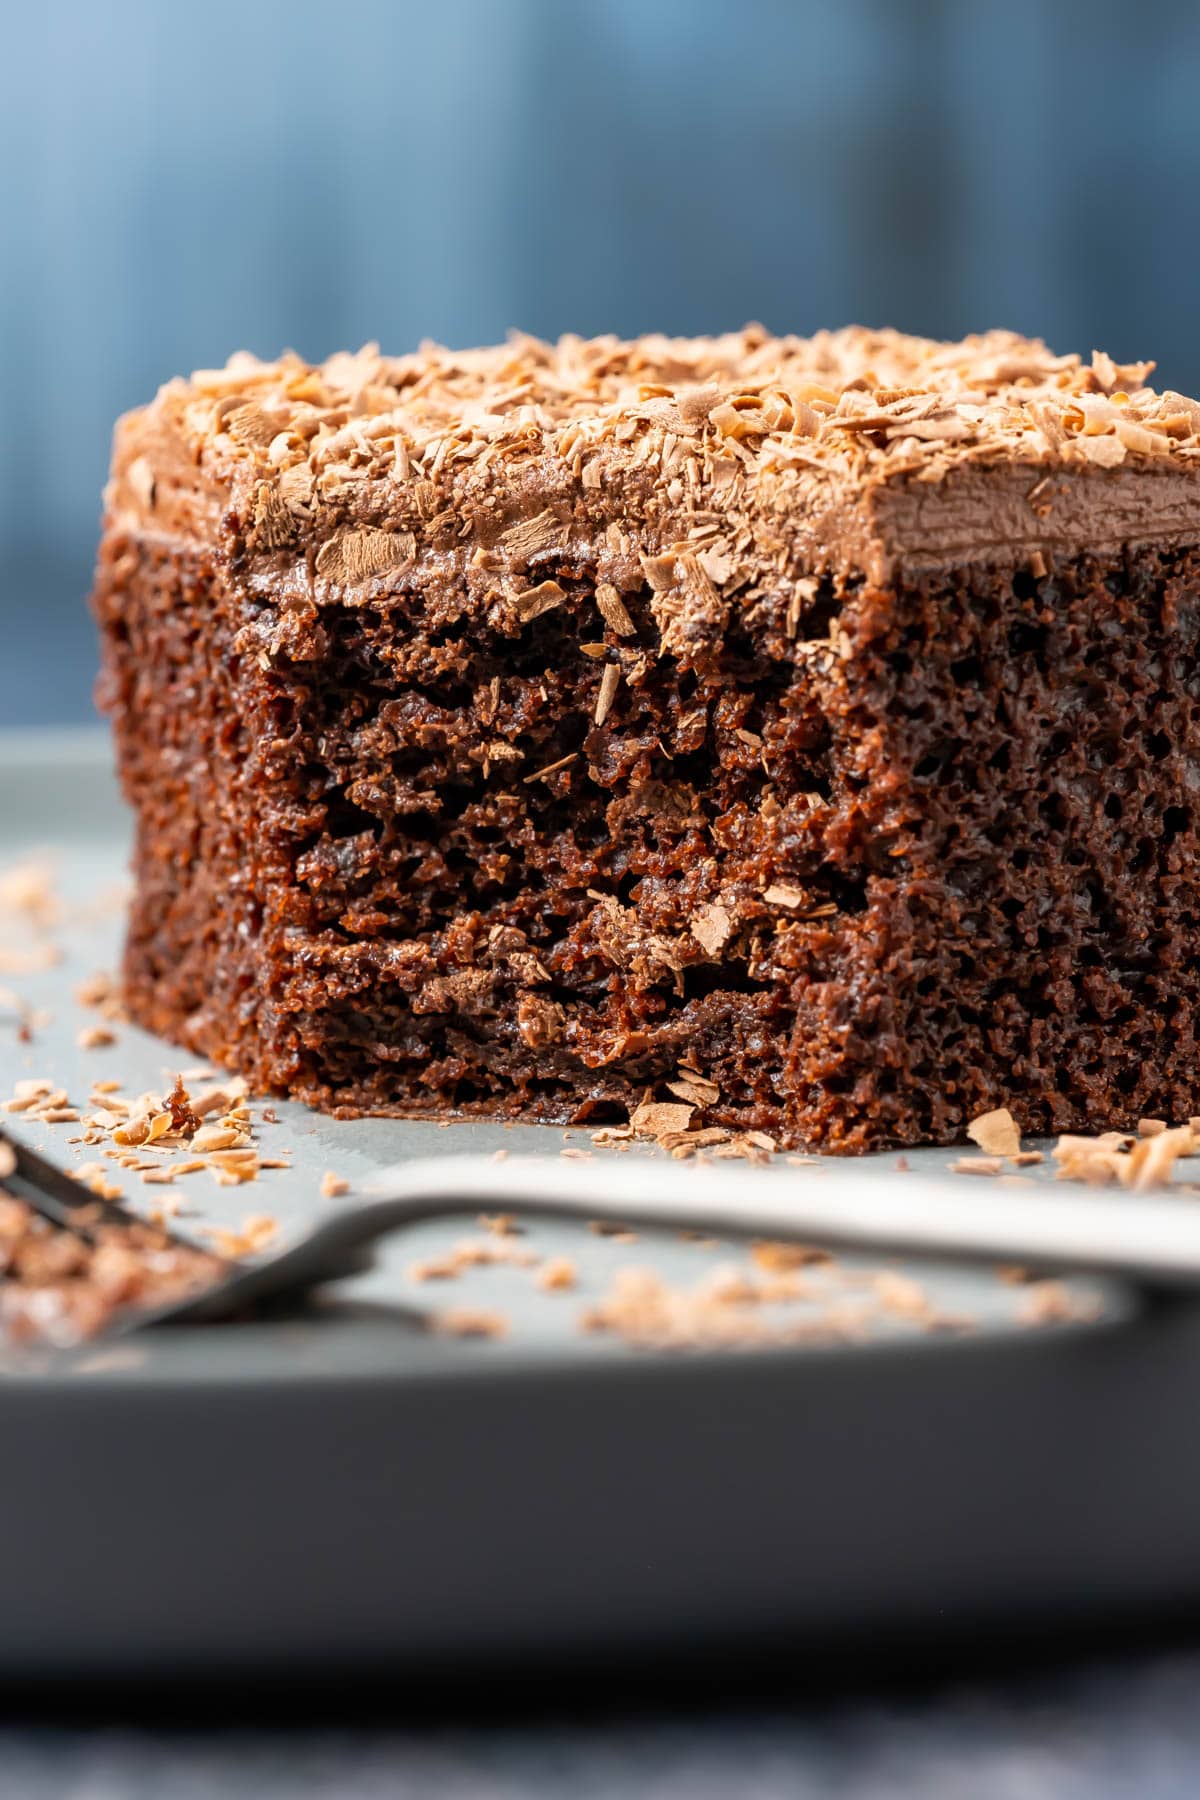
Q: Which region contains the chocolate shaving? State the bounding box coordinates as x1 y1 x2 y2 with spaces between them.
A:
595 583 636 637
967 1107 1022 1158
513 580 566 623
315 528 415 584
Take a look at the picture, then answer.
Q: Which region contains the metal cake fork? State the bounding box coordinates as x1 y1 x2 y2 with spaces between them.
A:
6 1126 1200 1333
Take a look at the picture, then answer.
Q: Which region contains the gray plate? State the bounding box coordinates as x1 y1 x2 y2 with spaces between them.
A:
0 729 1191 1682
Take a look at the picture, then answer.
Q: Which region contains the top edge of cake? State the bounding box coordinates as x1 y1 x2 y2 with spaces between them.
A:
109 326 1200 587
163 324 1200 473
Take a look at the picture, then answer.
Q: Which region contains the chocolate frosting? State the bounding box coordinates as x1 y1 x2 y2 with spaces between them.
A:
104 327 1200 619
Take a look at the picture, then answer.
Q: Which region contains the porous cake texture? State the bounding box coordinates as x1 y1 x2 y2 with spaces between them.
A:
91 326 1200 1149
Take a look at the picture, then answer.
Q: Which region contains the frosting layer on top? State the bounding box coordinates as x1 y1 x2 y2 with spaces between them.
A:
106 326 1200 597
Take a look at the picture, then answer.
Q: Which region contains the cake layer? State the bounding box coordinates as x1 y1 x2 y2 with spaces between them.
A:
93 327 1200 1148
106 328 1200 600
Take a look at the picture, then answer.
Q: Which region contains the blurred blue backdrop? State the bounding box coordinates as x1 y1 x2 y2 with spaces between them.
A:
2 0 1198 724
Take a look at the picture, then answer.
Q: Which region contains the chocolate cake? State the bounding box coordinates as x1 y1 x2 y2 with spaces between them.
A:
91 327 1200 1150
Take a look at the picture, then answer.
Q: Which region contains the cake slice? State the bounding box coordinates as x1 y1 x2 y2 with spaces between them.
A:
91 327 1200 1149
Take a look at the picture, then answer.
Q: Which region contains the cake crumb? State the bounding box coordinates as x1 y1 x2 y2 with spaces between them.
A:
1138 1117 1167 1137
320 1169 350 1198
950 1156 1004 1176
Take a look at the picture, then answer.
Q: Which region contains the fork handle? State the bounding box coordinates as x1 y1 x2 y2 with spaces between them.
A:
163 1152 1200 1324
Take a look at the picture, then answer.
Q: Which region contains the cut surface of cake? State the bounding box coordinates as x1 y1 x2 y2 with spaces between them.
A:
91 326 1200 1149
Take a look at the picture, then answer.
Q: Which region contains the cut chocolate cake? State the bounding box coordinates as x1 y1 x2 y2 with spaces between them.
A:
91 327 1200 1149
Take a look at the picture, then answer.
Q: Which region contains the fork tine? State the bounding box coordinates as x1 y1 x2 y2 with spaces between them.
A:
0 1126 214 1254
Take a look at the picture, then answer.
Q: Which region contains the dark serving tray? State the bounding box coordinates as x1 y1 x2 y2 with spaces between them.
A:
0 731 1196 1681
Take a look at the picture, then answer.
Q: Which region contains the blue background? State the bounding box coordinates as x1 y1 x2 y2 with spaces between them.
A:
3 0 1198 723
